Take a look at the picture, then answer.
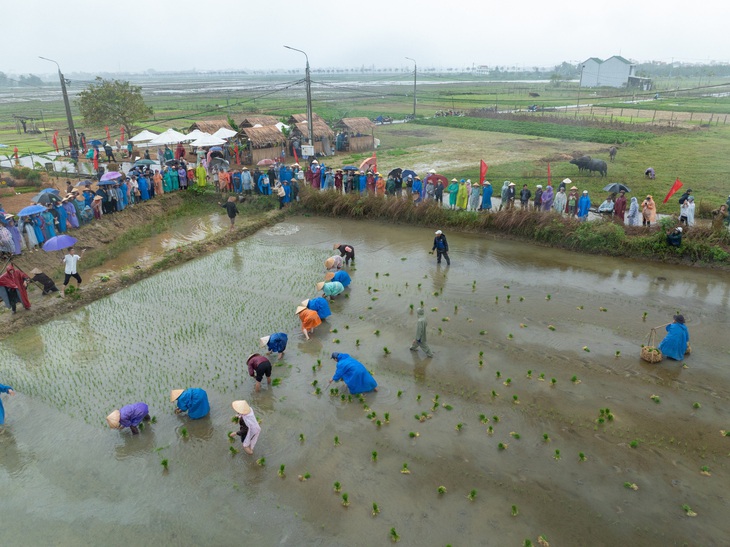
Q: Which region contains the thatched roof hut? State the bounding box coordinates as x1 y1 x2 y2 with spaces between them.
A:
239 115 280 128
335 117 375 135
240 126 286 148
291 120 334 140
189 120 232 133
287 113 324 125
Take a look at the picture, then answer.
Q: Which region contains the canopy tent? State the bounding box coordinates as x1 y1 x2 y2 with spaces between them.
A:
190 134 227 147
148 128 187 145
212 127 238 140
128 130 158 143
184 129 210 142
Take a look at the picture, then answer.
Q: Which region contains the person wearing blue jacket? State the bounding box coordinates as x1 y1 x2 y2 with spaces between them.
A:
658 315 690 361
325 270 351 288
358 172 367 194
170 388 210 419
480 181 493 211
328 353 378 394
577 190 591 221
260 332 288 360
304 297 331 320
0 383 16 425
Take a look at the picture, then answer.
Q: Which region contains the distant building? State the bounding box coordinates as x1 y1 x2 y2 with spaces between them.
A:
474 65 491 76
580 56 636 88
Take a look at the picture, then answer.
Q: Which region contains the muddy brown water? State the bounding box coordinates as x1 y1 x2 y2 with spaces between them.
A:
1 216 729 546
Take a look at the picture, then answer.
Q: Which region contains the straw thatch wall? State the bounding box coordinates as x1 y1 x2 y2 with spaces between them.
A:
239 116 280 128
189 120 232 133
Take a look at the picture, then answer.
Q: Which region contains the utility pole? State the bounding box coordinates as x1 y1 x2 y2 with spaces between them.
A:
39 56 78 151
406 57 417 118
576 64 585 118
284 46 314 147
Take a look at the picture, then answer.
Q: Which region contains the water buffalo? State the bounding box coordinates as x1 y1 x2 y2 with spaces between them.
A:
586 159 608 177
609 147 617 162
569 155 592 172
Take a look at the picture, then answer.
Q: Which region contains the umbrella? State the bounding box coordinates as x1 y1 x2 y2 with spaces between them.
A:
31 193 61 205
89 139 103 147
42 234 77 252
97 180 119 186
39 188 60 195
100 171 123 181
388 168 403 178
359 156 376 172
402 169 417 180
257 158 276 166
603 182 631 193
210 158 230 170
17 205 47 217
75 180 93 187
165 159 180 167
133 159 157 166
341 165 358 171
425 174 448 186
209 146 223 152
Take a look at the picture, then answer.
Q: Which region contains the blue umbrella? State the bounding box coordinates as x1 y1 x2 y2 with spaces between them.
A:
40 188 61 195
402 169 417 180
75 180 93 187
42 234 78 252
341 165 358 171
17 205 47 217
89 139 103 146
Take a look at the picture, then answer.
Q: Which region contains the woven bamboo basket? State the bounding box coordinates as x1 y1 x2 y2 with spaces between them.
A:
640 328 663 363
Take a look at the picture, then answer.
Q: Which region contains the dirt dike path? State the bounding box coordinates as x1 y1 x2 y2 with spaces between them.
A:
1 197 287 340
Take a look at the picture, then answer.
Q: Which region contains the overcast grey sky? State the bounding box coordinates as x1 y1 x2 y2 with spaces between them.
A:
7 0 729 75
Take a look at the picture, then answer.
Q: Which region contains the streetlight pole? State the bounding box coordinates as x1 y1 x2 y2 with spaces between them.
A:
284 46 314 148
405 57 417 118
39 56 78 151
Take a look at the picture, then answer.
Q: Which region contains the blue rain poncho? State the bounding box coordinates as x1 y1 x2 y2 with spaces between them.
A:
577 194 591 218
481 184 493 210
307 297 331 319
0 383 13 424
332 270 351 287
176 388 210 419
266 332 288 353
331 353 377 394
658 323 689 361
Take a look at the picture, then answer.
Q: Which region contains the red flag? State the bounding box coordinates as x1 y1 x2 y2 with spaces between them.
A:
234 144 240 164
13 146 19 160
93 149 99 170
479 160 488 184
372 152 377 174
52 131 59 152
105 126 111 140
293 147 299 165
120 126 125 142
547 162 552 186
662 178 683 204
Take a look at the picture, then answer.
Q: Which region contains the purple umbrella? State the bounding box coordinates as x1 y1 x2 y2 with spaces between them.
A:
42 234 77 252
100 171 123 182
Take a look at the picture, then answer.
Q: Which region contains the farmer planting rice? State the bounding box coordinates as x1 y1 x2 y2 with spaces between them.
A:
304 297 331 320
170 388 210 419
658 315 690 361
0 383 16 426
229 400 260 455
324 255 343 271
325 270 351 288
410 308 434 358
106 402 150 435
296 303 322 340
246 353 273 392
333 243 355 266
260 333 288 360
328 352 378 394
431 230 451 265
316 280 345 300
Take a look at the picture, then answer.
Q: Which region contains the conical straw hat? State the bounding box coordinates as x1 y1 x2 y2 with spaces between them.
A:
170 389 184 402
231 400 251 415
106 410 121 429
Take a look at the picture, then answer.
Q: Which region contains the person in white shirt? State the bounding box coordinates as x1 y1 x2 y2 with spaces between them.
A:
62 246 85 293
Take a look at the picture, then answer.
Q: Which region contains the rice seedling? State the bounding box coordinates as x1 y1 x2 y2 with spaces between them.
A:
384 413 390 423
700 465 711 476
547 325 556 331
538 536 550 547
682 504 697 517
629 440 640 448
312 365 317 372
372 502 380 517
492 415 500 423
519 296 524 302
298 473 311 482
455 423 463 431
467 489 477 501
409 432 420 438
498 442 508 450
720 430 730 437
417 394 421 401
507 333 514 339
487 426 494 435
503 285 510 289
229 446 238 456
390 527 400 542
495 296 499 303
693 402 701 409
161 459 169 471
582 346 590 352
650 394 661 404
256 457 266 467
317 359 322 368
504 378 512 386
512 505 519 516
333 481 342 492
355 339 361 347
510 431 520 439
401 462 410 474
546 294 551 301
341 493 350 507
334 436 340 446
371 451 378 461
314 387 321 395
512 395 520 404
299 434 305 443
443 404 453 410
478 360 484 367
496 371 501 379
279 464 286 477
383 347 390 355
579 452 587 462
150 416 157 424
479 414 488 424
491 390 499 398
180 427 188 438
437 486 447 494
599 307 607 312
615 350 621 358
571 375 581 384
642 311 648 321
543 433 550 442
624 482 639 490
550 378 557 386
433 291 440 297
479 330 486 335
524 541 533 547
397 390 403 397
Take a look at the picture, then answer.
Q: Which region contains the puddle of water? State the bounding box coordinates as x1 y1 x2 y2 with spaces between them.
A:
1 216 728 545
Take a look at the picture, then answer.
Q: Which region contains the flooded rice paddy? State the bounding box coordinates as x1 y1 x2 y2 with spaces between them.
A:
1 216 729 546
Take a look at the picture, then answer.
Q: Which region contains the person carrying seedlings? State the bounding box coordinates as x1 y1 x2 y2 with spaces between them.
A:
325 255 343 271
0 383 16 426
328 352 378 394
296 303 322 340
325 270 351 288
29 268 59 295
260 332 288 360
658 315 690 361
333 243 355 266
170 388 210 419
246 353 273 392
304 297 332 320
62 246 85 294
317 280 345 300
410 308 434 358
228 400 260 455
106 402 151 435
430 230 451 265
219 196 240 231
